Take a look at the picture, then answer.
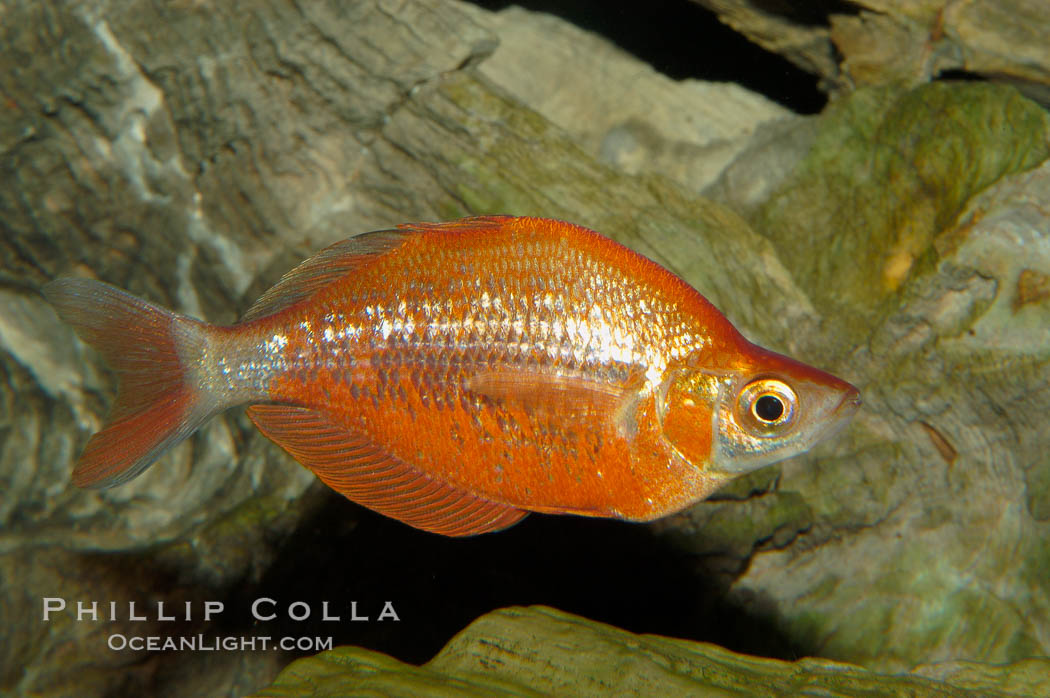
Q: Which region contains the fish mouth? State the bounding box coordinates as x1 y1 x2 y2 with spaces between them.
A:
812 386 862 443
836 386 863 415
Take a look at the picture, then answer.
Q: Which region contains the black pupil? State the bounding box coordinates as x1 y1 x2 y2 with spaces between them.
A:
755 395 784 422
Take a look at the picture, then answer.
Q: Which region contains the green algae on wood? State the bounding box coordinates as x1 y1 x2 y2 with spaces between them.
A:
751 82 1050 339
253 606 1044 698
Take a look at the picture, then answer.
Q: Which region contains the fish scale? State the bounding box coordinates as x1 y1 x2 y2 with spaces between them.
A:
43 216 860 536
259 223 724 513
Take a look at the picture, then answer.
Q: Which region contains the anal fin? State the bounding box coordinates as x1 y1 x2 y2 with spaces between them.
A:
247 405 527 536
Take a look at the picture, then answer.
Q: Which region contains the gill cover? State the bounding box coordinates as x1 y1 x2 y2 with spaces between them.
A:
657 369 722 470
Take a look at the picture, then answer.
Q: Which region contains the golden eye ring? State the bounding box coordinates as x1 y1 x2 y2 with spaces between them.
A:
737 378 798 434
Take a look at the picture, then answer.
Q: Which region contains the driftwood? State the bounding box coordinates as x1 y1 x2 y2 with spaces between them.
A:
691 0 1050 104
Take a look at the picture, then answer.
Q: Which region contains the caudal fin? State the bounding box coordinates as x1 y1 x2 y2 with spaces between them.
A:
43 278 213 488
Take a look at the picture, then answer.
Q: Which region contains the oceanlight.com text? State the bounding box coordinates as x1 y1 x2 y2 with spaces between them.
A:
107 633 334 652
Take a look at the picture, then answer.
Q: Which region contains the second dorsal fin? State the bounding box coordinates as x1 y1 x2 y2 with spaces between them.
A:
243 217 517 321
242 217 514 322
242 230 411 321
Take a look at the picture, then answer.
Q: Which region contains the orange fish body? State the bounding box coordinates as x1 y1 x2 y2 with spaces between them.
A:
44 216 860 536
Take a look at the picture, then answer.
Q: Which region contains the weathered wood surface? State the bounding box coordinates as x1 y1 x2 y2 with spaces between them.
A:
255 606 1050 698
691 0 1050 103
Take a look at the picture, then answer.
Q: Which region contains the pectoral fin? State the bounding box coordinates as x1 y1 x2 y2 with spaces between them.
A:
465 368 643 437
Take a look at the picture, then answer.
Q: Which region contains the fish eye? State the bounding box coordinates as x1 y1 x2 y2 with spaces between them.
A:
754 394 784 422
737 378 797 434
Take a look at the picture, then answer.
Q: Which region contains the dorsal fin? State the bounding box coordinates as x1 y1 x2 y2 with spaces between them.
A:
465 368 643 437
242 229 412 322
247 404 528 536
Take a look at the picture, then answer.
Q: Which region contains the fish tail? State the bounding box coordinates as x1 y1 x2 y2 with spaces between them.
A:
43 277 215 488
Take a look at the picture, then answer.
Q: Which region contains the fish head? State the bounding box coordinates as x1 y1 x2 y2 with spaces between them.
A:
659 343 861 478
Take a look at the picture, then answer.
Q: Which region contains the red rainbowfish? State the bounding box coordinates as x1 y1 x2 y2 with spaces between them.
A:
44 216 860 536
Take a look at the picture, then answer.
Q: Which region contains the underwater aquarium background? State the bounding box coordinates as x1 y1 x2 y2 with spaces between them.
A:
3 0 1050 696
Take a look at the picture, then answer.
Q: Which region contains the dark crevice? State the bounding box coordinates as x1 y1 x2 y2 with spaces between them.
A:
219 492 809 666
466 0 828 113
935 69 990 83
747 0 862 27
